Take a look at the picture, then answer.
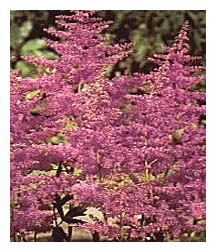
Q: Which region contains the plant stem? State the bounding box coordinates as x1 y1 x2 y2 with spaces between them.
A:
68 226 73 241
33 231 37 242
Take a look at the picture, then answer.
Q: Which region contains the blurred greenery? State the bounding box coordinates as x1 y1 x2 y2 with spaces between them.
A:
10 10 205 77
10 10 66 76
99 10 206 74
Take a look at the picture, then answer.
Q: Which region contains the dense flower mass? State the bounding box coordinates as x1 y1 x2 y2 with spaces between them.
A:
10 11 206 241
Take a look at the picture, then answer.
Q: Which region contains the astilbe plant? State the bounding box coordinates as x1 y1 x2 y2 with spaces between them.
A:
10 11 206 242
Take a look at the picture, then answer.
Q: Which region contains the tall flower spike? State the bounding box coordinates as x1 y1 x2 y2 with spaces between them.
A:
23 11 133 89
172 20 190 54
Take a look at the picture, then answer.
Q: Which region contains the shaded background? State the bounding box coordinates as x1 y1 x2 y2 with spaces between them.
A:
10 10 206 77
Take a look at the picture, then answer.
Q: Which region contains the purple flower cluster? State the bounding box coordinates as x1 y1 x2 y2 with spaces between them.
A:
10 11 205 241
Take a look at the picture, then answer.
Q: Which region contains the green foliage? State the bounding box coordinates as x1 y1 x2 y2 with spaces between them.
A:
47 134 68 145
30 169 56 176
169 128 184 145
15 61 36 77
10 10 60 77
30 105 44 116
25 89 40 100
13 38 58 77
10 20 32 50
99 10 206 73
21 38 57 59
29 182 38 190
65 121 78 130
201 119 206 126
73 167 82 176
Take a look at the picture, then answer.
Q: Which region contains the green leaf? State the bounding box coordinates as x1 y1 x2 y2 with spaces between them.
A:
30 105 44 116
201 119 206 126
47 134 68 145
73 167 82 176
169 128 184 145
30 169 56 176
65 121 78 130
25 89 40 100
19 21 33 38
16 61 37 77
173 128 184 139
49 136 62 145
10 24 24 48
29 183 38 189
21 39 46 55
